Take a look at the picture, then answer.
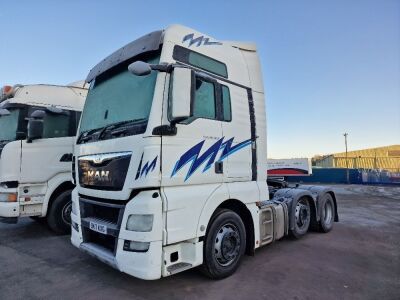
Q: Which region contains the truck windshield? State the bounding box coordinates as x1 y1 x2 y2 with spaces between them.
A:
0 108 19 141
79 55 160 139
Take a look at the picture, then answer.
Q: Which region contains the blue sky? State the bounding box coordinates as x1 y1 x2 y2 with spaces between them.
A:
1 0 399 158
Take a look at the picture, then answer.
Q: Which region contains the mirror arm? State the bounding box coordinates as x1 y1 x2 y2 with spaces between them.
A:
150 63 173 73
150 63 191 74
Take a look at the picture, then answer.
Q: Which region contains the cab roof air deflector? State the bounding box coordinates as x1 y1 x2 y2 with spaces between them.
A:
86 30 164 83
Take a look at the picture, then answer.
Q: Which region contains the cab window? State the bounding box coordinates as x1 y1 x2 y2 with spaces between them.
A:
193 77 216 120
42 114 70 138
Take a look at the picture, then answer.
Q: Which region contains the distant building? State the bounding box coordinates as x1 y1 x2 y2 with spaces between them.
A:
313 145 400 172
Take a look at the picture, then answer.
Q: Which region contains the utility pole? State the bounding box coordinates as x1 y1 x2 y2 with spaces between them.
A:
343 133 349 183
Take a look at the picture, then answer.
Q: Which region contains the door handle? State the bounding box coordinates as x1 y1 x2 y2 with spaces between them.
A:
215 161 223 174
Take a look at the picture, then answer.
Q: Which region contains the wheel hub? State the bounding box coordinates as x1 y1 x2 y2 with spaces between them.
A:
61 202 72 225
295 201 309 228
214 224 241 266
324 201 333 224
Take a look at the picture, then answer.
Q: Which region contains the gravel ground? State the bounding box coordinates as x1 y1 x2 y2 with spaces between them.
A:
0 184 399 300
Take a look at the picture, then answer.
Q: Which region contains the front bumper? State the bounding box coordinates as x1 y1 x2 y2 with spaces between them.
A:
71 189 163 280
0 187 19 220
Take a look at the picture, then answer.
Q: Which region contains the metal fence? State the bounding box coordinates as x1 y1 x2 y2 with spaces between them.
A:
286 168 400 185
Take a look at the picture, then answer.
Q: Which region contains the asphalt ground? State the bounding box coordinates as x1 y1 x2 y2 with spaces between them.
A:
0 184 399 300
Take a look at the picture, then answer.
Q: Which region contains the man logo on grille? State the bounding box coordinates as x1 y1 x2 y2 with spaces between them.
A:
87 170 110 179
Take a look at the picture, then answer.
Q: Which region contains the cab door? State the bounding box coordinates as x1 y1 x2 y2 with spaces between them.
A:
161 72 225 243
219 83 252 180
162 73 224 187
20 110 77 184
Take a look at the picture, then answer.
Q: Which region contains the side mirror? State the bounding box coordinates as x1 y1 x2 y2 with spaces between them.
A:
0 108 10 116
27 110 45 143
170 67 194 121
128 61 152 76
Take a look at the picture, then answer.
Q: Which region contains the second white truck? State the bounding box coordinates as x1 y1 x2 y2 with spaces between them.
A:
71 25 338 279
0 82 87 233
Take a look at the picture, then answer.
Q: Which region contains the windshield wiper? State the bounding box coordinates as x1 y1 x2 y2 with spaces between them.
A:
77 118 148 144
98 118 148 140
77 127 102 144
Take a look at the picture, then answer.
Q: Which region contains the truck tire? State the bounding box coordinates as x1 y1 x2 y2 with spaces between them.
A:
319 193 334 233
200 209 246 279
47 190 72 235
290 197 311 239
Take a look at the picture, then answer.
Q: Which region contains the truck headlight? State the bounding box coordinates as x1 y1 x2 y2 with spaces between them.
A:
126 214 153 232
0 193 17 202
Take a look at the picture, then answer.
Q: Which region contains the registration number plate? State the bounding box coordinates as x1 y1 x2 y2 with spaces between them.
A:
89 221 107 234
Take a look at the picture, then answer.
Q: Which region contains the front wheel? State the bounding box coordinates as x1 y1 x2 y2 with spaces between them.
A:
200 209 246 279
47 190 72 235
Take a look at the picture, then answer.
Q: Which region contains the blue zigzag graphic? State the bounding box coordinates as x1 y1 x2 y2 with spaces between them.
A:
171 137 252 181
135 154 158 180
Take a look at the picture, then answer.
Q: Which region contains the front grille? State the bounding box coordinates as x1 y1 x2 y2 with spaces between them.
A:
78 152 132 191
85 230 117 252
79 196 126 254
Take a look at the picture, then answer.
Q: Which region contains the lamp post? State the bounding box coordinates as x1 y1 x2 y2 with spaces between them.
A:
343 133 349 183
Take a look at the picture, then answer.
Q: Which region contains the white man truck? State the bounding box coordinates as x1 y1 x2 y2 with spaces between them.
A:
71 25 338 279
0 83 87 234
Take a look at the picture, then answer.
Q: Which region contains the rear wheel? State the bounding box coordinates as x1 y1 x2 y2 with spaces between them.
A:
47 190 72 235
290 197 311 239
319 194 334 233
200 209 246 279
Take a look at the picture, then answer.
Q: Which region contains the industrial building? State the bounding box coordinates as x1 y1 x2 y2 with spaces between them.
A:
313 145 400 172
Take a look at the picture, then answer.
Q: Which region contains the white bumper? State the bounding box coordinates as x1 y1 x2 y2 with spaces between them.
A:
0 187 19 218
71 189 163 280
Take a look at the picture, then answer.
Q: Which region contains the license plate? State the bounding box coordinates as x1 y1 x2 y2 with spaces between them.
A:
89 221 107 235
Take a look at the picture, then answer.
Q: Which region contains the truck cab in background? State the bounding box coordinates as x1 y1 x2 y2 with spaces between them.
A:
71 25 338 279
0 82 87 234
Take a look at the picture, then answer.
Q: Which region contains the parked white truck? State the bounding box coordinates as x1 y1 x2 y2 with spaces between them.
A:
71 25 338 279
0 82 87 233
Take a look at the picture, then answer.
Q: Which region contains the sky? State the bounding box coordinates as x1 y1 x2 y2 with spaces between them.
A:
0 0 399 158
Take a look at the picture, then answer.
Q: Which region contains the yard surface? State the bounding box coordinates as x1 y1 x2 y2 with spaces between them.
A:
0 185 399 300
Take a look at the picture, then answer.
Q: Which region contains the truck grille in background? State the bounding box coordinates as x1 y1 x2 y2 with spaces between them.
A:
79 196 126 254
72 156 76 185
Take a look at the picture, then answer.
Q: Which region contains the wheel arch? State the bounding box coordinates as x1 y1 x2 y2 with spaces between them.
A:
208 199 255 256
271 188 317 231
48 181 75 210
297 185 339 222
41 174 75 216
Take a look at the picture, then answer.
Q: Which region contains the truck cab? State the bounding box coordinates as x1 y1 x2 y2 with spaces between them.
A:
71 25 338 279
0 83 87 233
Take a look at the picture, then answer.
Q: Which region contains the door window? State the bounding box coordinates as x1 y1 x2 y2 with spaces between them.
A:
193 78 216 120
43 114 70 138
